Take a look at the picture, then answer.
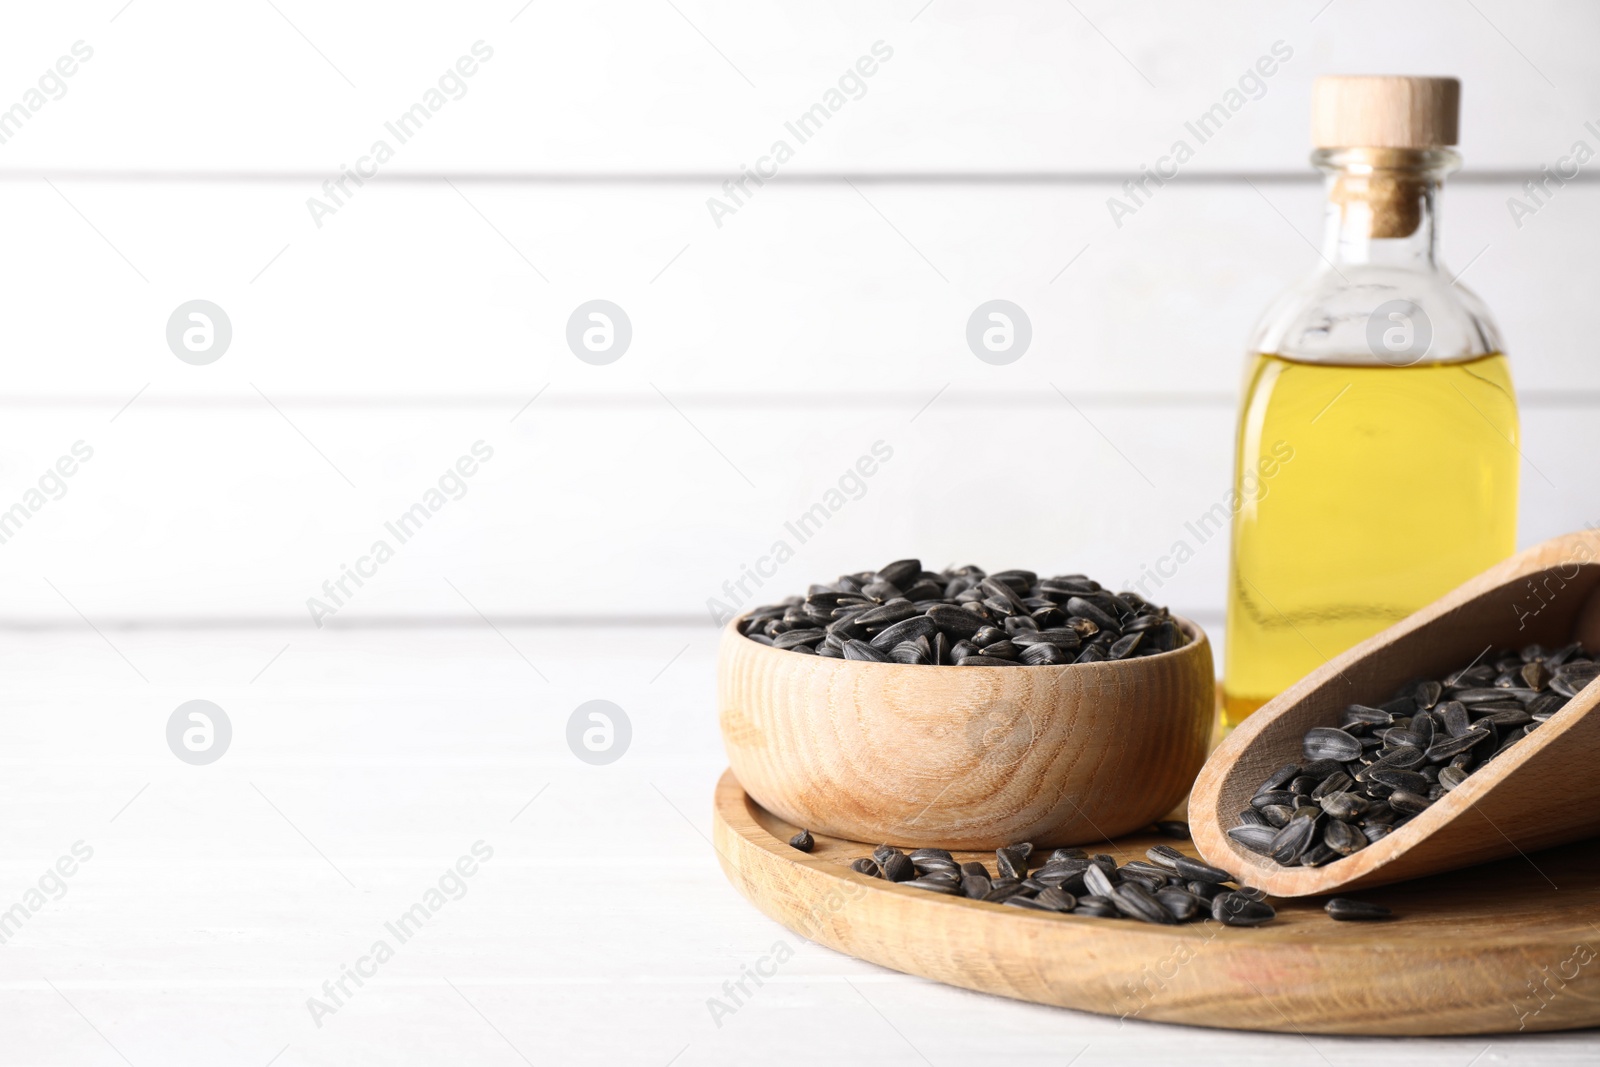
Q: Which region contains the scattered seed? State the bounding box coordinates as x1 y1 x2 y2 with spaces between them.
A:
1003 895 1054 911
789 829 815 852
841 839 1284 925
903 876 961 894
879 853 915 882
996 845 1029 880
1325 897 1393 921
1144 844 1187 870
1083 862 1116 899
1156 887 1201 921
1172 856 1233 884
1213 892 1276 926
1035 886 1078 911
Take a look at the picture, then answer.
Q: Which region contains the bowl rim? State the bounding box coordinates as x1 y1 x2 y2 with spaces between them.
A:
725 611 1208 669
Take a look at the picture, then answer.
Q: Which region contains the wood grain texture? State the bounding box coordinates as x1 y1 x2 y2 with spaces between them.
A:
717 617 1213 849
712 769 1600 1035
1191 530 1600 897
1312 76 1460 148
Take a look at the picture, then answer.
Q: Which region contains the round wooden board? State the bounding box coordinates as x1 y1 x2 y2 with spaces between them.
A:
712 769 1600 1035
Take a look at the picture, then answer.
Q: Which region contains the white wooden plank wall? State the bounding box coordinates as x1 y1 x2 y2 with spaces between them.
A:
0 0 1596 633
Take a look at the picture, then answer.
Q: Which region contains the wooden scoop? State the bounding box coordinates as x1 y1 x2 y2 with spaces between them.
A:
1191 530 1600 896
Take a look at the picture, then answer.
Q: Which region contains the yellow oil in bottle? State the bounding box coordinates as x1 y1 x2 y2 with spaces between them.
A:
1222 351 1519 727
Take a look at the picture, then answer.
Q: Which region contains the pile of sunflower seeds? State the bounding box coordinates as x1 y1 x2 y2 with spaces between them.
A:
848 837 1279 926
737 560 1187 665
1229 641 1596 868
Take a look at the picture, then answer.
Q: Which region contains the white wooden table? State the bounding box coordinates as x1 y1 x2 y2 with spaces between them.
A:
1 622 1593 1065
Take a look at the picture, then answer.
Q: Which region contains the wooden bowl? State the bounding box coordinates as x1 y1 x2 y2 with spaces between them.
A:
1190 530 1600 896
716 616 1215 849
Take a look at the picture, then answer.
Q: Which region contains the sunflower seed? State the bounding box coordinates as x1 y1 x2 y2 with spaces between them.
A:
1251 790 1295 810
1213 892 1276 926
996 846 1029 880
788 829 815 852
903 877 961 894
1553 661 1600 697
850 857 880 877
842 639 889 662
1020 642 1068 665
1112 882 1177 924
1109 632 1144 659
1301 758 1348 778
1369 768 1430 794
1310 771 1354 799
1032 864 1088 891
1257 763 1302 794
1323 818 1366 856
1120 861 1174 882
1303 727 1363 762
868 616 938 651
1227 825 1277 853
1319 791 1369 821
1154 888 1201 921
1003 896 1054 911
1073 898 1120 918
1013 629 1082 650
876 559 922 588
1173 856 1234 883
984 880 1026 903
1475 707 1532 728
888 639 929 665
1065 596 1119 632
1423 729 1488 762
1388 789 1433 816
1521 661 1551 691
1356 745 1427 778
1325 897 1392 921
1035 887 1078 911
879 853 915 882
853 602 918 629
1260 804 1294 828
1269 815 1320 864
1343 705 1395 727
1528 692 1567 720
1145 844 1187 870
1083 862 1116 898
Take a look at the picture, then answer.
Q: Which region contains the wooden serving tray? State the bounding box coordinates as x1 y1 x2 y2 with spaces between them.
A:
712 769 1600 1035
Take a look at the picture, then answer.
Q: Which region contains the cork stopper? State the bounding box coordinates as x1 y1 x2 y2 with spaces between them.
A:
1311 76 1459 149
1313 76 1459 240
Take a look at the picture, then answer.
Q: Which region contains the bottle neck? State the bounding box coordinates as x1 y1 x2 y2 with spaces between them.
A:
1314 147 1458 270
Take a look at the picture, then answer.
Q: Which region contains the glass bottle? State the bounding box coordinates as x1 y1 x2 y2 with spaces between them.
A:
1223 77 1519 726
